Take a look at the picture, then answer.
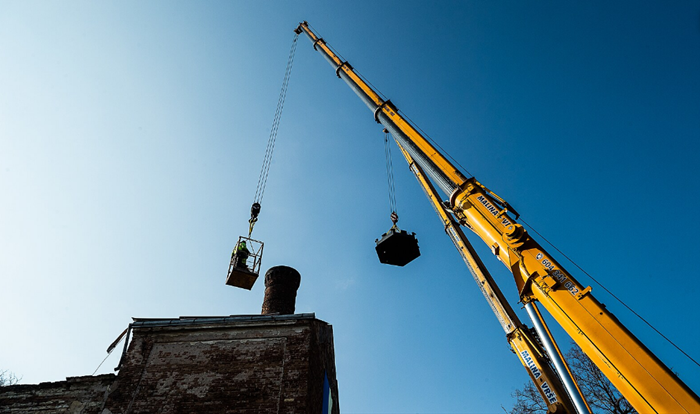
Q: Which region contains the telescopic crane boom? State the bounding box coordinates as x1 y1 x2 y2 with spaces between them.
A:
397 143 582 414
295 21 700 414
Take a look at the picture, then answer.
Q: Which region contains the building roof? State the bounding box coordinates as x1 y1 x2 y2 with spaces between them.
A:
130 312 322 328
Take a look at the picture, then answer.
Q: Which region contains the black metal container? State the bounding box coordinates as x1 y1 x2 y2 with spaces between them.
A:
375 228 420 266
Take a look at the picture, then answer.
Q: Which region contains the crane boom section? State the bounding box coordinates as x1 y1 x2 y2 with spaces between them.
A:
295 21 700 414
397 142 578 414
397 146 519 335
450 181 700 413
296 22 467 195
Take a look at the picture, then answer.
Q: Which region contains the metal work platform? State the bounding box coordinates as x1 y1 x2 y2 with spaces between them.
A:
226 236 264 290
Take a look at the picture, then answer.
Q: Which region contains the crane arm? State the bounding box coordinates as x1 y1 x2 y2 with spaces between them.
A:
295 22 467 197
396 142 580 414
296 21 700 413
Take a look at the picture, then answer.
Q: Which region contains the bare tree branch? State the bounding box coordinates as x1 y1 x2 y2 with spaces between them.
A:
0 369 20 387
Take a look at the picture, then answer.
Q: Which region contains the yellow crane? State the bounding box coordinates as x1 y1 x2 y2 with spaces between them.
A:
294 21 700 414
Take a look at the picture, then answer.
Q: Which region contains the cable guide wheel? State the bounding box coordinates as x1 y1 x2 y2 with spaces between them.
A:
226 236 264 290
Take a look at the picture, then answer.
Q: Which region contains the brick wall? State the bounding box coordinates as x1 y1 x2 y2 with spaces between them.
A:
0 374 115 414
0 314 339 414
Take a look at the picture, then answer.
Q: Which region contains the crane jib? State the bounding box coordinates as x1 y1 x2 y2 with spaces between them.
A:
297 22 465 196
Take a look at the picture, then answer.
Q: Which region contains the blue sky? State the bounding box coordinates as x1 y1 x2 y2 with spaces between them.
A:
1 2 699 413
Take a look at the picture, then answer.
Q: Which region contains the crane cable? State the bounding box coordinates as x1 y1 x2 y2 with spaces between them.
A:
384 129 399 227
248 32 299 237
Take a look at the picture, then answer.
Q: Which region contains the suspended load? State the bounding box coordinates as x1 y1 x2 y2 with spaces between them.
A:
375 130 420 266
375 212 420 266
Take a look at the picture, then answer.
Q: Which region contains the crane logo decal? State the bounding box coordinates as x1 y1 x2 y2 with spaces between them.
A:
520 350 542 379
540 381 558 404
476 195 512 227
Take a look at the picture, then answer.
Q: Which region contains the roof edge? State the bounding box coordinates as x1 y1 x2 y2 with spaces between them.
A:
130 313 322 328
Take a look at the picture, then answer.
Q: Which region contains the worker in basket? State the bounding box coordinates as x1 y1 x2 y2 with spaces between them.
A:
232 240 251 270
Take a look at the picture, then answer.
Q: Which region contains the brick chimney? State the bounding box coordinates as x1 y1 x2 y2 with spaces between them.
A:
261 266 301 315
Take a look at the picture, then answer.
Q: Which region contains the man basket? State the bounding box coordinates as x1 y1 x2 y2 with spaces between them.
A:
226 236 264 290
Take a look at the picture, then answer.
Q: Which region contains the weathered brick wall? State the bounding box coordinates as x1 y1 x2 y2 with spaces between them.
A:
0 314 339 414
308 322 340 414
0 374 115 414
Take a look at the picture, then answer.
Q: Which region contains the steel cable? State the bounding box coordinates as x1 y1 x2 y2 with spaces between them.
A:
253 33 299 205
384 130 398 217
